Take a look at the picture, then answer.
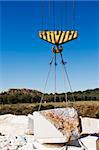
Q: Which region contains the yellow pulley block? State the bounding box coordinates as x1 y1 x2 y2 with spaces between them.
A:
39 30 78 45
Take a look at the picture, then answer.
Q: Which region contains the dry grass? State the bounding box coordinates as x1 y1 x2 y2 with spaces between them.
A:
0 101 99 118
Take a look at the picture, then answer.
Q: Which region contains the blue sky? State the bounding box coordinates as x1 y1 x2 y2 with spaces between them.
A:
0 1 99 93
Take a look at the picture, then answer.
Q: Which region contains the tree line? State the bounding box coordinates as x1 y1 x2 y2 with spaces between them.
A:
0 88 99 104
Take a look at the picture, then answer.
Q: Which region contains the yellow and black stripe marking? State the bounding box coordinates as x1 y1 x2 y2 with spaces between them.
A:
39 30 78 45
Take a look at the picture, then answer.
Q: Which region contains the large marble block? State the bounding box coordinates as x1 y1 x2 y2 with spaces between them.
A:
33 107 81 143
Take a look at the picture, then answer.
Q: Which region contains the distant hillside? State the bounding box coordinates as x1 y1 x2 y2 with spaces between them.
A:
0 88 99 104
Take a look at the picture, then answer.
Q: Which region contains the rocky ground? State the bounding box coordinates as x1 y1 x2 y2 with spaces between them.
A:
0 114 35 150
0 114 99 150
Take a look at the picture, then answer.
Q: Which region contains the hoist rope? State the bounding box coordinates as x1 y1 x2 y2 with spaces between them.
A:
48 0 51 29
62 1 65 30
38 56 54 111
53 0 55 30
72 0 75 29
54 0 56 30
65 0 68 30
41 1 43 30
61 58 68 103
60 52 75 102
38 50 75 111
54 53 57 104
60 1 63 30
63 64 75 102
41 0 76 30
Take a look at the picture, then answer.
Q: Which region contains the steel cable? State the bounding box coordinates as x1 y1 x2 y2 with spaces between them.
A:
60 52 75 102
38 56 54 111
54 53 57 104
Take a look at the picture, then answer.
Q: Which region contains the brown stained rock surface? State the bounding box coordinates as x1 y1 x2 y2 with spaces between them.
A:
40 108 81 142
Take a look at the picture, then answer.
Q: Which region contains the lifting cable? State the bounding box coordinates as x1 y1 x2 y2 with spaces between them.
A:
61 57 68 103
53 0 55 30
65 0 68 29
48 0 51 29
38 52 58 111
38 56 54 111
59 52 75 102
60 1 63 30
38 50 75 111
41 0 76 31
54 52 57 104
72 0 75 30
41 1 44 30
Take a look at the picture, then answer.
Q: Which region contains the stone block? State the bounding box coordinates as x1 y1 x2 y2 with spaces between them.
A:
33 107 81 143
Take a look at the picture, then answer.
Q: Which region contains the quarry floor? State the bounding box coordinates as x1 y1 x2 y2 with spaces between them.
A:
0 114 99 150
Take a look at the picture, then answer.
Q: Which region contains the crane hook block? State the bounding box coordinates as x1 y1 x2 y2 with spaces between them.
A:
39 30 78 45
